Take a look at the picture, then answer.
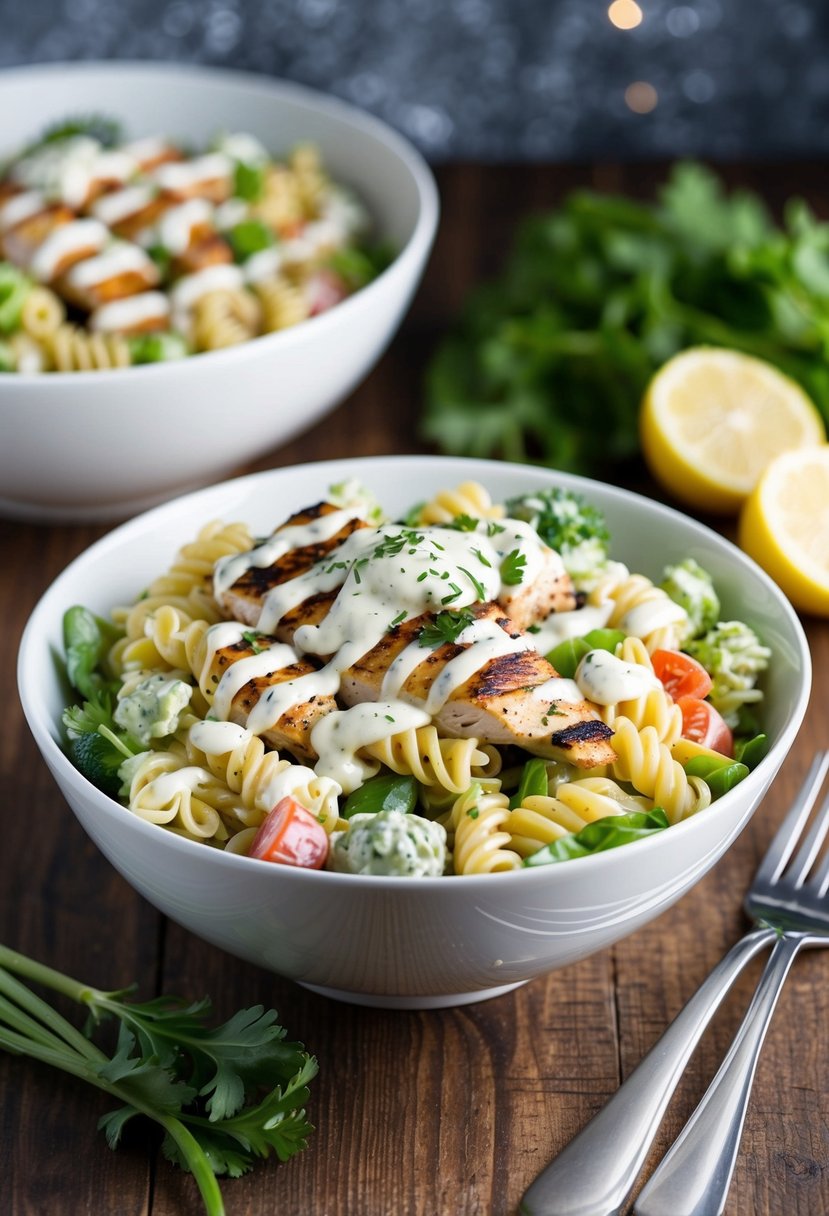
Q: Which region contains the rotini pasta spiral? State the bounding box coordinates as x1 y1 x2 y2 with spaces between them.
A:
193 288 261 351
607 717 712 824
415 480 505 526
445 786 522 875
361 726 494 794
507 778 649 857
290 143 328 216
254 276 310 332
253 164 305 232
185 722 344 833
589 569 689 653
122 750 232 843
48 325 131 372
20 285 65 340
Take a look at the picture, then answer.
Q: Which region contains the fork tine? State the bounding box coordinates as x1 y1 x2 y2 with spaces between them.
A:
787 786 829 887
753 751 829 886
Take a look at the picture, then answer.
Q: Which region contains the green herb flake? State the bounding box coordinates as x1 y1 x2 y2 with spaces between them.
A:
500 549 527 586
419 609 476 648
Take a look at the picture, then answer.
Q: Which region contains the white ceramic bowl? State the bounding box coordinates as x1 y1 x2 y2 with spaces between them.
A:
0 64 438 523
18 457 811 1009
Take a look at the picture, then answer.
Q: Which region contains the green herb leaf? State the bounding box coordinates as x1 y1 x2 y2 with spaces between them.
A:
343 773 419 818
500 549 527 586
524 807 671 866
418 609 476 648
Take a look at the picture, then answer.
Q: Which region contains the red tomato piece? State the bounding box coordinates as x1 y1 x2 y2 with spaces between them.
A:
307 268 348 315
676 696 734 757
249 796 329 869
652 649 713 701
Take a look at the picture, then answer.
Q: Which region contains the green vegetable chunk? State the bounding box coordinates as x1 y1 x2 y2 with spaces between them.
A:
128 332 189 364
660 558 720 638
685 620 771 727
509 758 549 809
684 754 750 796
0 263 32 334
0 943 316 1216
506 487 609 582
734 733 769 770
62 605 121 699
524 808 671 866
233 160 266 201
228 219 274 261
342 773 419 818
546 628 625 679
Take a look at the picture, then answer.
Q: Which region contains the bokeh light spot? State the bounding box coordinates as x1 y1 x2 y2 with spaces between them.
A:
625 80 658 112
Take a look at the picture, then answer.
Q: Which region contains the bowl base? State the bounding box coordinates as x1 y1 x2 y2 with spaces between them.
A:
297 979 527 1009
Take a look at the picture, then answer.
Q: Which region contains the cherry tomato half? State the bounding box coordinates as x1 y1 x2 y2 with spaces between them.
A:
249 797 329 869
652 650 713 702
676 696 733 757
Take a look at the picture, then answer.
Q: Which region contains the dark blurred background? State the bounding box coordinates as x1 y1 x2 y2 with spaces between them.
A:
0 0 826 163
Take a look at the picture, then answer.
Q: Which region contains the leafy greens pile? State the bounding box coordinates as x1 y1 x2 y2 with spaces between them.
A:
423 162 829 474
0 944 316 1216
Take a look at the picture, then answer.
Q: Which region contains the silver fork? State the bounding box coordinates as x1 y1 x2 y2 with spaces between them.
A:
520 750 829 1216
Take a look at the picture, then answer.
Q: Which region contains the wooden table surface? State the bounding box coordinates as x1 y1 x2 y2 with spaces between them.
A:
2 163 828 1216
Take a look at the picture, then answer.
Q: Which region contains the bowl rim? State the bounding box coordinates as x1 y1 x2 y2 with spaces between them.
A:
0 60 440 387
17 454 813 889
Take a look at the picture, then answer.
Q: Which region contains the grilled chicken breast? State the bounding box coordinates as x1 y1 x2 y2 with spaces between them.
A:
340 602 615 768
203 631 335 762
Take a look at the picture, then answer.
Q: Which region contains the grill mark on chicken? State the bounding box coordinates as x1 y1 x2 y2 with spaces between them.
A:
204 636 335 762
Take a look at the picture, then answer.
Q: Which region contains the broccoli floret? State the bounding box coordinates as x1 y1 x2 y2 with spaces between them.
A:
505 487 610 583
686 620 771 728
63 691 142 797
113 673 193 745
660 558 720 638
328 809 446 876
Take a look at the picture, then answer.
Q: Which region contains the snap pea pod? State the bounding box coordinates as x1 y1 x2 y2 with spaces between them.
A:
546 627 627 678
342 774 419 819
62 605 120 700
734 733 769 770
685 754 750 797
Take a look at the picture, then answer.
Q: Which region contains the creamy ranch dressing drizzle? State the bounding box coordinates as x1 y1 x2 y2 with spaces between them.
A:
423 618 531 715
531 676 584 704
152 153 233 193
310 701 430 792
90 291 170 332
65 243 156 289
170 264 244 313
529 603 614 655
91 184 157 227
574 649 661 706
0 190 47 232
29 218 109 281
618 599 688 639
158 198 214 254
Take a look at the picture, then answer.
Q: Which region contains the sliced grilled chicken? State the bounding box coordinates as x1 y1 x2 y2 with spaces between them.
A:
204 631 335 763
57 245 161 311
0 205 76 270
216 501 373 627
340 603 615 769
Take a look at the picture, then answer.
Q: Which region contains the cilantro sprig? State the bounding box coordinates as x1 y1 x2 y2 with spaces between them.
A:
0 944 316 1215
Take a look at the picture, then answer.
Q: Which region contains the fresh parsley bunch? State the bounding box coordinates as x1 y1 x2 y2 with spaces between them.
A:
423 162 829 474
0 944 316 1215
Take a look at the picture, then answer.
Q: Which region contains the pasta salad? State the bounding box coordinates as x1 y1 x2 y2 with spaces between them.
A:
61 479 771 876
0 117 390 372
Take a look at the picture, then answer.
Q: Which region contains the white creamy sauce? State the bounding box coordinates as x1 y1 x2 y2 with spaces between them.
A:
170 263 244 313
65 242 157 290
531 676 584 705
157 198 214 254
311 701 430 792
152 153 233 193
189 719 250 754
530 602 614 655
618 599 688 639
0 190 47 232
89 290 170 332
12 136 100 202
28 218 109 281
213 132 269 165
143 766 217 803
574 649 661 706
91 184 157 227
214 197 249 230
243 246 284 283
119 136 173 167
208 628 297 722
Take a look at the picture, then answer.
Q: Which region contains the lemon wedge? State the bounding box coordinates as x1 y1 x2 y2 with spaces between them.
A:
640 347 826 514
738 445 829 616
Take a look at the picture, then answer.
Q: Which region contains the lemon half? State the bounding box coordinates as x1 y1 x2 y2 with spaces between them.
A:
640 347 826 514
739 445 829 616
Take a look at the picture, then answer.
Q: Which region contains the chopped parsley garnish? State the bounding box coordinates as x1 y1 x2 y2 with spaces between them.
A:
486 521 506 536
500 549 527 586
241 630 266 654
388 611 407 630
472 547 492 568
419 608 476 648
445 513 480 532
466 807 480 819
459 566 487 601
